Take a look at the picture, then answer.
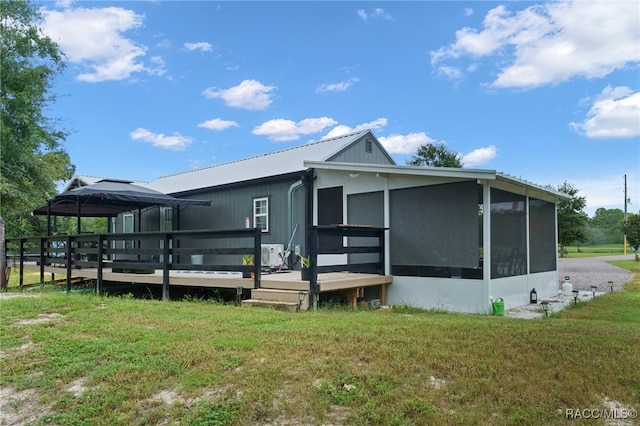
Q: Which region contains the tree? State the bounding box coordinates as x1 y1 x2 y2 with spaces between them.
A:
620 212 640 260
407 142 462 168
1 0 75 288
556 181 588 256
0 0 74 235
587 208 624 245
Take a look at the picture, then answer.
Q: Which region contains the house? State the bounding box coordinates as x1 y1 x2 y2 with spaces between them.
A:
57 130 568 313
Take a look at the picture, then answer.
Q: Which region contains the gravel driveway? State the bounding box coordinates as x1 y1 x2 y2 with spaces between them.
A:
558 255 636 291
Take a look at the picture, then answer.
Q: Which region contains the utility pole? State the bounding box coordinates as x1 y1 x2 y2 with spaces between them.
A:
624 174 627 255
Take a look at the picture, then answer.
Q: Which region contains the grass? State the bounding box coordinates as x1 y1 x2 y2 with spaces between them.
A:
561 244 637 258
1 267 639 425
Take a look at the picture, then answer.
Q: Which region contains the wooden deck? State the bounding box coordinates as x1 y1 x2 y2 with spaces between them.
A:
8 226 389 309
24 262 392 295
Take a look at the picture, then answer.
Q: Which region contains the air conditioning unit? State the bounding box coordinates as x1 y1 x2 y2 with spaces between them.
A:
261 244 285 268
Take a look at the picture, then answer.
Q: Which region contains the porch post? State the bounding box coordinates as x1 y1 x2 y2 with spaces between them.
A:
483 183 492 312
47 201 51 236
66 235 73 293
253 228 261 289
309 227 319 309
303 169 317 309
162 232 170 301
76 195 81 234
19 238 24 291
97 234 105 295
39 237 45 284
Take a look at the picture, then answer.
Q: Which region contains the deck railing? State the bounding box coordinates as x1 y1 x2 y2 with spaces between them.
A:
307 225 386 305
4 229 262 299
5 225 387 306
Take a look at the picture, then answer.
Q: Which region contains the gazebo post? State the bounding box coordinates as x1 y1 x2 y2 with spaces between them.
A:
47 201 51 235
76 195 81 234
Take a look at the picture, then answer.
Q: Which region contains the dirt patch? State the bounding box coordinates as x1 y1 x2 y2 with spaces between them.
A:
0 293 42 300
602 397 637 426
429 376 447 390
14 313 62 326
0 386 51 426
0 340 38 359
148 386 235 408
67 377 88 398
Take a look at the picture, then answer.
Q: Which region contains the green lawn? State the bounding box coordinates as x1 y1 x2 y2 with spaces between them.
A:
561 244 625 257
1 266 639 425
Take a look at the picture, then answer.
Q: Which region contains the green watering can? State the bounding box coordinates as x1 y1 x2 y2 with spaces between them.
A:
492 298 504 316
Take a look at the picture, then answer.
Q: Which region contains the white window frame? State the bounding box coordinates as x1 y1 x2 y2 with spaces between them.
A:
253 197 269 233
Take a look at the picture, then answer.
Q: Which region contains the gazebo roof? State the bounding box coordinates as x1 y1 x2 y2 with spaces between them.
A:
33 179 210 218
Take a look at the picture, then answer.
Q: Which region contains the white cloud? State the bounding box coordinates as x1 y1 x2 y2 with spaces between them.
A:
252 117 337 142
357 8 394 22
130 128 193 151
316 78 360 93
378 132 436 155
464 8 474 17
197 118 239 131
570 86 640 139
202 80 276 110
431 1 640 88
40 6 164 82
434 66 463 80
184 42 213 52
324 118 389 139
55 0 74 8
461 145 497 167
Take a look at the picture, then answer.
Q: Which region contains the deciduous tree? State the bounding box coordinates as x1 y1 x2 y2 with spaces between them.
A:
621 213 640 260
407 142 462 168
1 0 74 287
588 208 624 245
556 181 588 256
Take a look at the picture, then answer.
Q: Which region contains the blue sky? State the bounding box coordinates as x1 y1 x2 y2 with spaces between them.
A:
38 0 639 216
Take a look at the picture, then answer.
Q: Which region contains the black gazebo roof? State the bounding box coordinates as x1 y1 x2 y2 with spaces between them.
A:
33 179 210 218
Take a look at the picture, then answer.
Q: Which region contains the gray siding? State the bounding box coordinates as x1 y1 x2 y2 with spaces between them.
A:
136 177 308 266
329 136 395 165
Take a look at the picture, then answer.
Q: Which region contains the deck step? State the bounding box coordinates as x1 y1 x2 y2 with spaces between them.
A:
241 299 301 312
251 288 307 302
245 288 310 311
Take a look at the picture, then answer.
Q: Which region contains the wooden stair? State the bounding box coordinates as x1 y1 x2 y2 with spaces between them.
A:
241 288 310 312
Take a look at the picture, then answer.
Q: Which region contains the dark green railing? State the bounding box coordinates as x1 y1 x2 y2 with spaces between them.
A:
4 228 262 300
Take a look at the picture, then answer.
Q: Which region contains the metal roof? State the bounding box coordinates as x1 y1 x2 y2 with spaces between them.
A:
63 175 149 192
146 130 373 195
306 161 570 202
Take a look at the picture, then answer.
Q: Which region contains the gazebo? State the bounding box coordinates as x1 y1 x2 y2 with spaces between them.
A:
33 179 210 234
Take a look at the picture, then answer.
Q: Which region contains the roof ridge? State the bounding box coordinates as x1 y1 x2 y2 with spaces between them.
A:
155 129 370 180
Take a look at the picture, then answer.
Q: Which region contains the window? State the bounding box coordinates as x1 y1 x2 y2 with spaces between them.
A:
123 213 134 249
253 197 269 232
365 138 372 153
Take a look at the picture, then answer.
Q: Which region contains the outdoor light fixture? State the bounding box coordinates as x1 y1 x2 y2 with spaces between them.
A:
236 286 243 306
572 289 579 306
591 285 597 299
541 301 549 317
609 281 614 293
